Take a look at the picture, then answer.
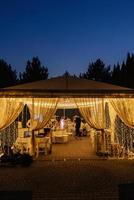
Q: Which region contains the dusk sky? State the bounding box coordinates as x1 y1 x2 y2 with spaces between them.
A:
0 0 134 77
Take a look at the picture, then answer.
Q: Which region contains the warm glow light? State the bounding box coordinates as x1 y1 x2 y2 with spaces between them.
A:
60 118 64 129
18 98 105 109
57 98 76 109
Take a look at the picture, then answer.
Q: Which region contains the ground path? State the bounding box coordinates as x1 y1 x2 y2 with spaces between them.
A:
0 159 134 199
0 136 134 199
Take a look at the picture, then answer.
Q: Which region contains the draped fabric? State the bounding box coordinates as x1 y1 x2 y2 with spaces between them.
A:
27 98 59 130
0 98 24 130
74 98 106 130
107 101 117 143
110 98 134 129
74 98 107 151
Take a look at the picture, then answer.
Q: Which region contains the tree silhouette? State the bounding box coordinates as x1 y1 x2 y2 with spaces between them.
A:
120 61 127 86
62 70 71 77
124 52 134 88
80 59 111 82
80 53 134 88
1 52 134 88
111 52 134 88
19 57 48 83
111 63 121 85
0 59 17 88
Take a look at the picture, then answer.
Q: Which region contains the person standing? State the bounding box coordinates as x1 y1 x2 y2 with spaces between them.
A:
75 116 81 137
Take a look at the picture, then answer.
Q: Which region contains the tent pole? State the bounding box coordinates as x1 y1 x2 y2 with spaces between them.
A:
63 108 65 118
102 98 106 152
31 98 35 156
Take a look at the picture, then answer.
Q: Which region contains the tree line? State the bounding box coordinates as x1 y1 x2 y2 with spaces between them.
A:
0 52 134 88
80 52 134 88
0 57 48 88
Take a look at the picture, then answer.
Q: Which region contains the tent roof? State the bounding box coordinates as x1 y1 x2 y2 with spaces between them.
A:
0 76 134 98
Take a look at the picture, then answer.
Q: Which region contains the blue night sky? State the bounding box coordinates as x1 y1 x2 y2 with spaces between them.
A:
0 0 134 77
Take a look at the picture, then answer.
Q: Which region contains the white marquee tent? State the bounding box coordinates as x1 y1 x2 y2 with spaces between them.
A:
0 76 134 155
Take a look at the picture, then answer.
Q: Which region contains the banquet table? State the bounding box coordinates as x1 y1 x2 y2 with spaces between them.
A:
52 130 70 143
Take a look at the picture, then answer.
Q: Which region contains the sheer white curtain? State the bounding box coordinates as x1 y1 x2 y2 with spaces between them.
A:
110 98 134 128
27 98 59 130
75 98 106 151
0 98 24 130
74 98 106 130
107 101 117 143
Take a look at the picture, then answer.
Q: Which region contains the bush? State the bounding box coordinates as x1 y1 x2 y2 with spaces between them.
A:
0 153 33 167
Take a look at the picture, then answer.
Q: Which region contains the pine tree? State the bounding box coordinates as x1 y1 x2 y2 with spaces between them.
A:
111 63 121 85
80 59 111 82
19 57 49 83
0 59 17 88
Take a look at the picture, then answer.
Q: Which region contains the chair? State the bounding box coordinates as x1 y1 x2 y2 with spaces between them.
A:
14 137 32 154
35 137 51 158
35 142 46 158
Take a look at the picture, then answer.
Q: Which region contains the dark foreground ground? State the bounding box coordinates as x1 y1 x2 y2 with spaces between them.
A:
0 159 134 200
